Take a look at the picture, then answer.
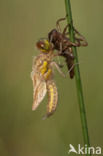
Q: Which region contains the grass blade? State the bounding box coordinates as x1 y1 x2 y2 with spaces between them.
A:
65 0 91 155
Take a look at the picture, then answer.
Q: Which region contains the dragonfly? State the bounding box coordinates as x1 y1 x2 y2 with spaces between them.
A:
31 38 65 119
48 17 88 78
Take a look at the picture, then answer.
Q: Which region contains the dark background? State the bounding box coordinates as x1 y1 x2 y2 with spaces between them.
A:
0 0 103 155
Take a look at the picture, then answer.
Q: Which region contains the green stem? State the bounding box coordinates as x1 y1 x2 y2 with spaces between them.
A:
65 0 91 155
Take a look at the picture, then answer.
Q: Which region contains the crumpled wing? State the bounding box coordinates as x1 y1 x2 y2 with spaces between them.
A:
31 71 47 111
32 80 47 111
31 70 40 88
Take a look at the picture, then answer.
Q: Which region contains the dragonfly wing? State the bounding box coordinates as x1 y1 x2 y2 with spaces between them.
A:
31 70 40 87
31 70 47 111
32 80 47 111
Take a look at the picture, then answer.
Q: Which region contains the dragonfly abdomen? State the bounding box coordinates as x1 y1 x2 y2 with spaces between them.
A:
43 80 58 119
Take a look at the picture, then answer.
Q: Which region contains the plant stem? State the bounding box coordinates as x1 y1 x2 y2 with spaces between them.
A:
65 0 91 155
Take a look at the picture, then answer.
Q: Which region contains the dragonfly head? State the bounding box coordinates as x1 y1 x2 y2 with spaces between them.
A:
36 38 52 53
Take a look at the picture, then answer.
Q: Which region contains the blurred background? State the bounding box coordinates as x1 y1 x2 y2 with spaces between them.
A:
0 0 103 155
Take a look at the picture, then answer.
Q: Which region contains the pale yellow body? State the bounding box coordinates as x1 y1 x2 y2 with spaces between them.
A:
31 51 58 118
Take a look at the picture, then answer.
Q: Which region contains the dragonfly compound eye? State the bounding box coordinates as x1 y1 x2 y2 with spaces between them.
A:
36 38 52 53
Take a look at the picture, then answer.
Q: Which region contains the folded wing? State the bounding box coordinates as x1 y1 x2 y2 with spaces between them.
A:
31 71 47 111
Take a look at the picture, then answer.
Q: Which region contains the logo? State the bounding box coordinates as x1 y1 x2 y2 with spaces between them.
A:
68 144 102 155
